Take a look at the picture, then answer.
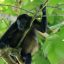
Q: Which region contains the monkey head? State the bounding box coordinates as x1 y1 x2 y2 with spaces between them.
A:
16 14 32 31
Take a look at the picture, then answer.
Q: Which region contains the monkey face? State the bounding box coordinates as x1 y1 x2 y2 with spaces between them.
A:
16 14 32 31
17 18 27 30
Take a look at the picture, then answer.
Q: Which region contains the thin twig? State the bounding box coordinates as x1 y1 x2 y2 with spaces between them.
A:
0 3 64 15
0 4 34 14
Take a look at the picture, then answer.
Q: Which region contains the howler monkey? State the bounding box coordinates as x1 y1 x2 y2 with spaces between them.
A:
0 6 47 64
0 14 40 64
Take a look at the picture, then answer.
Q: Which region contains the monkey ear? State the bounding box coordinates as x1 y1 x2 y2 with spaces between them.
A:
35 29 49 38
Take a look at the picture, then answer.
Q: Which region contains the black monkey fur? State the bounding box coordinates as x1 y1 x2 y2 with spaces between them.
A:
41 6 47 33
0 14 32 48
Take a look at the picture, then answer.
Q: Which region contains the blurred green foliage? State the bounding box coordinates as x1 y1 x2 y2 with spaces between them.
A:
0 0 64 64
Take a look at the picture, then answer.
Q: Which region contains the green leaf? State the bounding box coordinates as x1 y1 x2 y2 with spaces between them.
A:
0 57 7 64
43 26 64 64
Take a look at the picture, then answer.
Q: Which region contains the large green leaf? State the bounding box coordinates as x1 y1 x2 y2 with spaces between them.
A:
43 26 64 64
